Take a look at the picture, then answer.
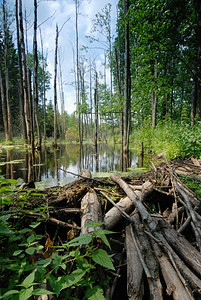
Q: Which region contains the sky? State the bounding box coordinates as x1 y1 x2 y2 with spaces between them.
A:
9 0 119 114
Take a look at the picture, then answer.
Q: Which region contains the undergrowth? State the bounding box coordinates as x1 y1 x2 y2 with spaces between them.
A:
131 120 201 159
0 175 115 300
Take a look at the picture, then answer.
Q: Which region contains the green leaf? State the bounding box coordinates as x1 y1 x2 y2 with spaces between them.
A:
29 222 41 229
20 228 32 234
19 286 33 300
94 229 111 249
67 233 92 247
35 258 52 267
13 250 24 256
2 290 19 298
27 234 35 244
25 247 35 255
61 268 86 290
86 286 106 300
32 289 53 296
20 271 35 287
92 249 115 270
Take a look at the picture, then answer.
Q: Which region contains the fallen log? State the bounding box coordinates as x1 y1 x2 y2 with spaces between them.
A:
152 241 193 300
81 189 102 234
126 223 144 300
103 181 153 230
131 211 163 300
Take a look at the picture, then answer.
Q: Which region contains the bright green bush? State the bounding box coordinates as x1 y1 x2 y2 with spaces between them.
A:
65 126 79 142
131 120 201 159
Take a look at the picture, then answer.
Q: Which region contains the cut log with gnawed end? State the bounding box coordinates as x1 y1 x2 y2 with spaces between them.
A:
104 181 153 230
81 190 102 234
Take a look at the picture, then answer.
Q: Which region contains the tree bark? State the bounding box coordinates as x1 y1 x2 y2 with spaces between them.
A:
3 0 12 141
54 24 59 147
33 0 41 147
123 0 131 156
125 224 144 300
19 0 31 144
81 190 102 234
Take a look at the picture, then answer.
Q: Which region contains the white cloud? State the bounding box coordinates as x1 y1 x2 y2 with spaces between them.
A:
9 0 119 114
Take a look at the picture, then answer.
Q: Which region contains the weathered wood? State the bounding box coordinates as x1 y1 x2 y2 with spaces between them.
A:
104 181 153 229
159 220 201 276
110 175 158 231
81 190 102 234
125 224 144 300
131 212 163 300
152 241 193 300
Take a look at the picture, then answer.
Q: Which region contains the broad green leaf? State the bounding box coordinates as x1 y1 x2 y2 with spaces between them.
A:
2 290 19 298
94 229 111 249
92 249 115 270
20 271 35 287
86 286 106 300
67 233 92 247
27 234 35 244
13 250 24 256
19 286 33 300
35 258 52 267
61 268 86 290
25 247 35 255
32 289 53 296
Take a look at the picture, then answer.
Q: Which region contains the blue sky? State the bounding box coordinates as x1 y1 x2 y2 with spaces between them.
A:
7 0 119 114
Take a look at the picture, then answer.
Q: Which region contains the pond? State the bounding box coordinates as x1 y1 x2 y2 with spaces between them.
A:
0 143 150 188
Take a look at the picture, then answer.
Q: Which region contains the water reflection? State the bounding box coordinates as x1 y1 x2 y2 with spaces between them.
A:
0 144 143 186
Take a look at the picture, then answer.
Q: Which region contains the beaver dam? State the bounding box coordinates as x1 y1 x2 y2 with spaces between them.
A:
1 157 201 300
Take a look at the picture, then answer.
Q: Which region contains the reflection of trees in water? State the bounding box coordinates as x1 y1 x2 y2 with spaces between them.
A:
0 144 143 182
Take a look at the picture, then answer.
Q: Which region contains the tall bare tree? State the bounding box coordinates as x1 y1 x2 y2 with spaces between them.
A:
33 0 41 147
3 0 12 141
19 0 31 144
54 24 59 147
16 0 26 140
123 0 131 156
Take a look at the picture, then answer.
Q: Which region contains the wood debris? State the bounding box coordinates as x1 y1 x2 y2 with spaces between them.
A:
5 158 201 299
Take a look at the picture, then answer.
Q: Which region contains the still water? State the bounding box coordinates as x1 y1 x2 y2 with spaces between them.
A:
0 143 147 188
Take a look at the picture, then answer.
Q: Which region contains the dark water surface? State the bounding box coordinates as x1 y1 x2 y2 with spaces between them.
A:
0 143 148 188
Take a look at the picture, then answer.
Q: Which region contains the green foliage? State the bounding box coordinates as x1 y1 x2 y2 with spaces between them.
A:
132 120 201 159
0 177 115 300
179 175 201 199
65 126 79 142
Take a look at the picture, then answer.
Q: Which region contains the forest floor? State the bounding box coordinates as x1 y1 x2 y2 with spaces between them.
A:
1 156 201 299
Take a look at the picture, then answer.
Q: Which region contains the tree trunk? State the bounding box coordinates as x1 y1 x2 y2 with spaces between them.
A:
0 62 8 141
123 0 131 154
19 0 31 144
193 0 201 120
16 0 26 141
3 0 12 141
94 72 98 158
54 24 59 147
33 0 41 147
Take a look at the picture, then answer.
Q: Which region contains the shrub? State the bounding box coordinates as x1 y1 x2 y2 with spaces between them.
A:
65 127 79 142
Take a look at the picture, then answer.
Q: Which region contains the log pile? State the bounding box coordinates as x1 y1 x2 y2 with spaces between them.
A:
12 158 201 299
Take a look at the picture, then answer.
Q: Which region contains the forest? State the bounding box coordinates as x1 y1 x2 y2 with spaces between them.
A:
1 1 201 300
0 0 200 162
